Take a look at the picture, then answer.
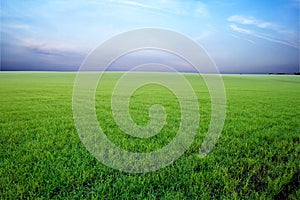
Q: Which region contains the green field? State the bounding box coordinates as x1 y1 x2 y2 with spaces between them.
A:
1 72 299 199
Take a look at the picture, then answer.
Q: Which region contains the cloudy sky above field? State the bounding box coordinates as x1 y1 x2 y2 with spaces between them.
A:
1 0 299 73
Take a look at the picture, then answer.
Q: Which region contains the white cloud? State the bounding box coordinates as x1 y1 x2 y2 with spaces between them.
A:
193 2 209 17
230 24 252 34
228 15 255 25
228 15 277 29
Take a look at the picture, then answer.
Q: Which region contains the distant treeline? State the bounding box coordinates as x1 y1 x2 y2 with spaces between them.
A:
268 72 300 75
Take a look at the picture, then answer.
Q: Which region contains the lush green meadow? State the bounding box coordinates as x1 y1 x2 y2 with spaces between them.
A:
0 72 299 199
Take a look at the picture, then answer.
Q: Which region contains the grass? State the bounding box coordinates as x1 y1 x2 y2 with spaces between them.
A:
0 72 299 199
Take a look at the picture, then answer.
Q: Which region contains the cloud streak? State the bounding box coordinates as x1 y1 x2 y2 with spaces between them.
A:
228 15 299 49
18 38 87 56
229 24 299 49
110 0 168 12
230 33 256 44
3 23 32 30
110 0 209 17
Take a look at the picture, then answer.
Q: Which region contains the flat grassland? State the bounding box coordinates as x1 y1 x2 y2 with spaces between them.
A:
0 72 299 199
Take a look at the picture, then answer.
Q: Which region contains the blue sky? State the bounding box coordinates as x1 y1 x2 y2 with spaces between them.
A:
1 0 299 73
